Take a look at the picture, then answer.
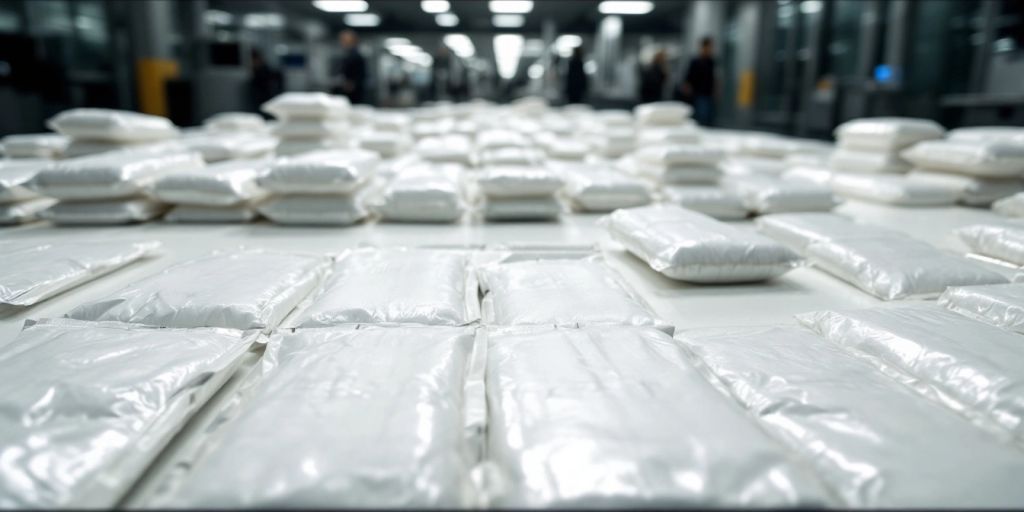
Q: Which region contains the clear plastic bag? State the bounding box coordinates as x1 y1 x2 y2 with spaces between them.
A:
680 324 1024 508
901 139 1024 177
258 193 367 225
0 197 56 225
940 283 1024 334
834 117 945 152
416 135 474 165
605 205 801 283
563 168 651 212
0 318 256 508
948 126 1024 145
956 223 1024 266
0 159 48 203
32 150 205 200
755 212 904 252
484 325 833 507
0 133 69 159
0 240 159 306
907 169 1024 206
164 325 476 508
662 186 748 220
261 149 379 194
798 304 1024 446
41 198 169 225
260 92 351 120
724 176 838 214
151 159 269 206
375 169 465 222
181 132 275 162
633 101 693 126
634 144 724 166
993 192 1024 217
47 108 179 142
477 166 564 197
830 173 959 206
65 249 331 330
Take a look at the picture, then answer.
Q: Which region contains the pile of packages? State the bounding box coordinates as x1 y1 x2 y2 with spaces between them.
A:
257 148 379 225
262 92 352 156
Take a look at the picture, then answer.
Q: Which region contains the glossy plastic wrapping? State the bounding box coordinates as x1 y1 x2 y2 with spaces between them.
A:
416 135 474 165
483 196 562 220
151 159 269 206
782 165 834 185
0 159 48 203
637 125 701 145
479 147 543 167
260 92 351 120
717 155 789 176
827 148 911 174
65 249 331 330
0 318 256 508
477 166 564 197
754 212 904 252
180 132 275 162
359 131 413 158
375 168 465 222
165 325 476 508
634 101 693 126
164 204 259 223
634 144 724 166
292 248 478 327
32 149 206 200
476 129 530 150
901 139 1024 177
46 108 179 142
724 176 838 214
41 198 170 225
956 223 1024 266
62 139 163 159
678 325 1024 508
260 148 379 194
798 304 1024 444
939 283 1024 334
0 133 69 158
907 169 1023 206
0 197 56 224
831 173 960 206
272 119 350 139
477 256 672 333
605 204 801 283
662 186 748 220
274 138 347 157
202 112 267 133
834 117 945 151
258 193 367 225
563 168 651 212
484 325 832 508
0 240 159 306
993 192 1024 217
949 126 1024 145
544 138 589 160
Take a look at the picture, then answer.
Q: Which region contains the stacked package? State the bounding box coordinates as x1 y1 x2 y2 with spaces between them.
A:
722 174 838 215
32 145 205 225
359 112 413 158
152 158 270 223
261 92 351 156
902 138 1024 206
560 163 652 212
476 166 564 221
257 148 379 225
47 108 180 158
0 159 56 224
630 144 725 185
586 109 636 158
829 117 944 174
0 133 69 159
181 131 276 163
372 162 466 223
202 112 268 134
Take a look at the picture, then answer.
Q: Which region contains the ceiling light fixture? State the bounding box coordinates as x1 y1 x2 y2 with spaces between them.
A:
443 33 475 58
555 34 582 57
384 37 411 47
421 0 450 13
312 0 368 13
344 12 380 26
494 33 524 79
492 14 525 28
597 1 654 15
488 0 533 14
435 12 459 27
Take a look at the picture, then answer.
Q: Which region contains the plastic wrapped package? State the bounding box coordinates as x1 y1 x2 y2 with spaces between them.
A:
32 150 205 200
595 109 634 127
939 283 1024 333
733 133 803 159
637 125 701 145
662 186 748 220
62 139 157 159
828 148 911 174
203 112 267 133
476 129 530 150
798 304 1024 444
478 257 671 332
47 108 179 142
605 205 801 283
372 112 411 132
0 159 48 203
544 138 589 160
948 126 1024 145
658 164 721 184
956 223 1024 265
483 196 562 220
901 139 1024 177
830 173 959 206
292 249 476 327
479 147 543 167
164 204 259 223
258 194 367 225
181 132 276 162
1 133 69 159
0 197 57 225
0 318 257 509
784 151 832 168
416 135 474 165
163 326 475 508
260 148 378 194
781 165 834 185
274 138 347 156
724 177 838 214
907 169 1024 206
151 159 268 206
260 92 350 120
587 127 635 158
993 192 1024 217
272 119 350 138
563 169 651 212
484 326 832 508
834 117 945 151
66 249 331 330
679 325 1024 508
634 144 724 167
633 101 693 126
0 240 159 306
477 166 563 197
754 212 904 252
375 169 465 223
358 131 413 158
717 155 789 176
41 198 169 225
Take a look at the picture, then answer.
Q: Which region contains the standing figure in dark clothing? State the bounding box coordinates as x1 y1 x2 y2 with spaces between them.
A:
682 36 717 126
249 50 282 115
565 46 588 104
639 49 668 103
333 30 367 104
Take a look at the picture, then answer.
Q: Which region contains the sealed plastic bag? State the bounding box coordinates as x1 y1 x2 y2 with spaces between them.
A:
634 101 692 126
0 159 48 203
47 108 179 142
901 139 1024 177
416 135 474 165
203 112 267 133
274 138 347 156
717 155 789 176
680 325 1024 508
605 204 801 283
181 132 275 162
662 186 748 220
260 92 350 119
477 166 564 197
993 192 1024 217
0 197 57 225
940 283 1024 334
165 325 475 508
948 126 1024 145
634 144 724 166
907 169 1023 206
834 117 945 151
0 240 159 306
479 147 543 167
1 133 69 159
828 148 911 174
66 249 331 330
258 194 367 225
375 169 464 223
563 169 651 212
164 204 259 223
272 119 350 138
152 159 268 206
358 131 413 158
41 198 169 225
781 165 835 185
830 173 959 206
799 304 1024 445
33 150 205 200
476 129 529 150
956 223 1024 266
483 196 562 221
261 149 379 194
544 138 589 160
478 257 671 332
637 125 701 145
293 249 476 327
755 212 904 252
485 325 832 508
725 176 838 214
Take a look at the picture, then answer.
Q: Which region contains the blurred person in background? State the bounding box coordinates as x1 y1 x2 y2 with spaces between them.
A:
432 45 470 102
565 46 588 104
333 30 367 104
249 50 282 115
681 36 717 126
639 49 668 103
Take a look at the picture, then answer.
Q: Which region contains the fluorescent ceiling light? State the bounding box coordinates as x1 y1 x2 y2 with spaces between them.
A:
384 37 411 47
344 12 380 26
312 0 368 13
800 0 823 13
204 9 233 26
435 12 459 27
242 13 284 29
493 34 524 79
421 0 449 13
488 0 533 14
597 1 654 15
443 33 475 58
555 33 582 56
492 14 525 28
